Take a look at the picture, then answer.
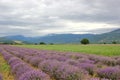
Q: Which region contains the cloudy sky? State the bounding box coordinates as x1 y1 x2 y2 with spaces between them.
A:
0 0 120 37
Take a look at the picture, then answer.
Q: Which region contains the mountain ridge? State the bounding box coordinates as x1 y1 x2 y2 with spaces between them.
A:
0 28 120 44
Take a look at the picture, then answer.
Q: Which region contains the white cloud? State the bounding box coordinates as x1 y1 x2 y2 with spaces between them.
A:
36 20 119 35
0 0 120 36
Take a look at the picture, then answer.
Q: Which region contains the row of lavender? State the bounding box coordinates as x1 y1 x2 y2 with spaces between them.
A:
1 45 120 80
2 46 87 80
0 47 51 80
0 74 2 80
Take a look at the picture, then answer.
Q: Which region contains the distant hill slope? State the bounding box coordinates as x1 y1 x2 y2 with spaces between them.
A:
0 37 14 43
1 28 120 44
0 36 30 44
35 34 95 43
94 29 120 43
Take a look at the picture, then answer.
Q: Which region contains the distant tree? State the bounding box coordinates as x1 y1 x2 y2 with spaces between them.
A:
10 43 14 45
49 43 54 45
34 43 38 45
3 42 9 44
103 42 106 44
39 42 46 45
112 41 117 44
80 38 89 45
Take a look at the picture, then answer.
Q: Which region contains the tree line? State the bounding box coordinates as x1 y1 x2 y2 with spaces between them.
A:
0 38 119 45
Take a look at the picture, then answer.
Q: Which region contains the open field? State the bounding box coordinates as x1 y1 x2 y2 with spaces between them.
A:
16 44 120 56
0 45 120 80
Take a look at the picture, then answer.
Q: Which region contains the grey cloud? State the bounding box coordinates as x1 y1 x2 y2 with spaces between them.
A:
83 28 119 34
0 25 37 37
0 0 120 37
60 0 120 24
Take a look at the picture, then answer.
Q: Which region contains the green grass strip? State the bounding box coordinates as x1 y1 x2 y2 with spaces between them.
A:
16 44 120 56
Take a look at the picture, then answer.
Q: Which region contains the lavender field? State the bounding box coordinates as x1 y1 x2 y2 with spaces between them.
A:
0 45 120 80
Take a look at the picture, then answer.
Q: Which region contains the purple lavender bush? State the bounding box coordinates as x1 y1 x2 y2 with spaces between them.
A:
50 55 67 61
78 63 95 75
66 59 78 66
97 67 120 80
90 78 109 80
90 78 100 80
18 70 50 80
116 58 120 65
8 57 20 65
1 45 120 80
79 59 95 64
100 57 116 66
29 57 43 67
11 63 32 78
0 51 13 61
55 64 86 80
0 74 2 80
23 55 33 63
39 60 86 80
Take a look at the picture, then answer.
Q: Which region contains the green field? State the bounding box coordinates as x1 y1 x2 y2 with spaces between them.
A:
16 44 120 56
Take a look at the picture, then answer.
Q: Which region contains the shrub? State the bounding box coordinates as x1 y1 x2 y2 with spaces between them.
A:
90 78 109 80
39 60 86 80
18 70 50 80
116 58 120 65
39 42 46 45
0 74 2 80
29 57 43 67
8 57 20 65
97 67 120 80
112 41 117 44
49 43 54 45
100 57 116 66
80 38 89 45
12 63 32 78
78 63 94 75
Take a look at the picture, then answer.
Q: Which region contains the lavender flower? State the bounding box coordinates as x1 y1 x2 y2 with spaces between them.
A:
29 57 43 67
8 57 20 65
97 67 120 80
18 70 50 80
78 63 95 75
39 60 86 80
90 78 109 80
116 58 120 65
12 63 32 78
0 74 2 80
1 45 120 80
